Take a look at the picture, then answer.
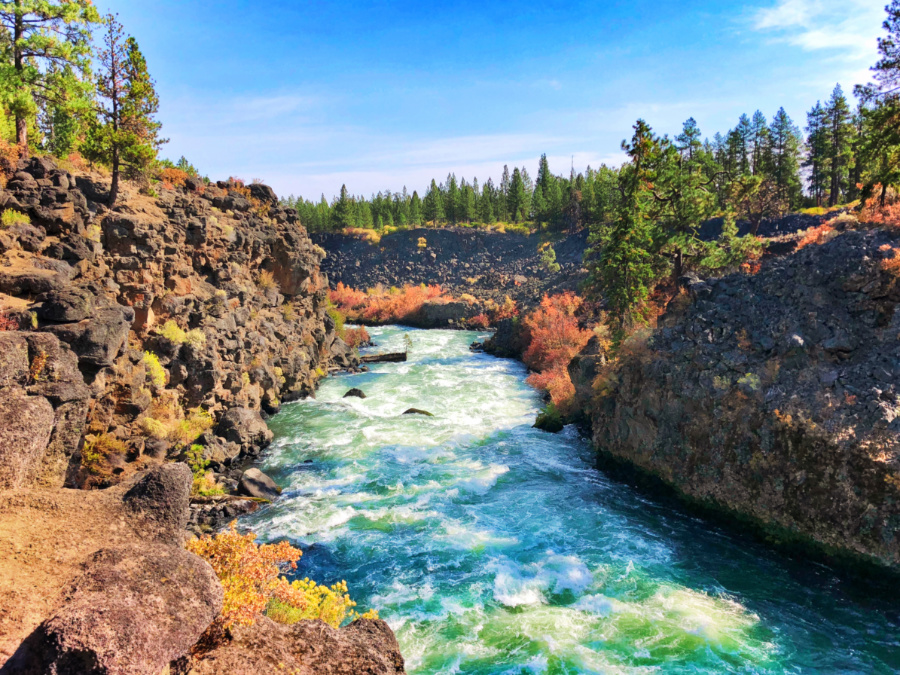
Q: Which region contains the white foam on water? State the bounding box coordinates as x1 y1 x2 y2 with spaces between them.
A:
573 593 624 617
457 463 509 494
246 327 789 674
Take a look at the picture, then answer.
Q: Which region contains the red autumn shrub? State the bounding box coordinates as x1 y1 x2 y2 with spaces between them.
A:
467 313 490 330
795 223 834 250
343 325 370 348
330 282 368 314
160 167 189 188
860 185 900 228
526 363 576 410
331 283 450 324
0 312 20 331
521 292 591 412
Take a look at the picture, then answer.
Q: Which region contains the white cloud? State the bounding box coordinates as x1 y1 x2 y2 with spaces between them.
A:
749 0 882 61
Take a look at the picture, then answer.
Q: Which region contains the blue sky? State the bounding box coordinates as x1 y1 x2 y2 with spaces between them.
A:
101 0 883 200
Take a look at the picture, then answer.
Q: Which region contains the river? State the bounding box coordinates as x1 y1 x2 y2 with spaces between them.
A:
242 326 900 674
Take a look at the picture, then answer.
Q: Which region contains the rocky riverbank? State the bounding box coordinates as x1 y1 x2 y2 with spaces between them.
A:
582 228 900 571
0 156 403 672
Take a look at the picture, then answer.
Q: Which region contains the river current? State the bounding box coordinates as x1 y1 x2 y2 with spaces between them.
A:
243 326 900 674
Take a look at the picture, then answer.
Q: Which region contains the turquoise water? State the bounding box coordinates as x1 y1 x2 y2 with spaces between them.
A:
243 326 900 674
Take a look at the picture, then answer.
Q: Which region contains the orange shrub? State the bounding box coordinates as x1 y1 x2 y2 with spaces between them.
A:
330 282 368 314
521 292 591 412
527 363 576 409
343 325 370 348
489 295 519 322
795 223 834 250
330 283 450 324
186 521 301 629
467 313 490 330
860 185 900 228
881 246 900 278
160 167 189 188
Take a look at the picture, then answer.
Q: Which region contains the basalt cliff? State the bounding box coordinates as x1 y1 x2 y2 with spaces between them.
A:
0 156 403 673
576 228 900 572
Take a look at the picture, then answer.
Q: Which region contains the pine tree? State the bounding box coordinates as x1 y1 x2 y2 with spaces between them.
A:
768 107 803 208
585 120 659 329
331 184 356 229
508 167 527 222
423 179 444 224
658 122 715 278
479 179 495 223
676 117 702 161
824 84 855 206
735 114 753 174
85 15 164 206
855 1 900 206
750 110 770 175
499 165 511 221
804 102 829 206
446 173 459 224
409 190 422 225
0 0 99 151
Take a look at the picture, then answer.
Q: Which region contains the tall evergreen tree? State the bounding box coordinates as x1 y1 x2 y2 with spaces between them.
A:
750 110 770 175
0 0 99 151
855 2 900 206
735 114 753 174
499 165 511 221
331 184 354 229
409 190 422 225
824 84 855 206
805 101 829 206
676 117 702 160
84 15 164 206
423 179 444 224
768 107 803 208
659 121 716 277
585 120 659 329
479 179 495 223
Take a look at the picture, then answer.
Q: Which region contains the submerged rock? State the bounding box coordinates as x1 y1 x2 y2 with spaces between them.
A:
344 388 367 399
238 467 282 501
401 408 434 417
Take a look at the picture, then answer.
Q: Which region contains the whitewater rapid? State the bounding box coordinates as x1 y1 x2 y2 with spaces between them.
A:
242 326 900 674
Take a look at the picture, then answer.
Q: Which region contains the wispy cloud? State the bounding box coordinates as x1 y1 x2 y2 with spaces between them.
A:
749 0 882 60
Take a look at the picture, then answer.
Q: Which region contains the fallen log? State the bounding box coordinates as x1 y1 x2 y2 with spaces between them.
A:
360 351 407 363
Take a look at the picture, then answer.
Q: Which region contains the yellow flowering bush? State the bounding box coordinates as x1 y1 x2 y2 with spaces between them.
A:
186 522 376 630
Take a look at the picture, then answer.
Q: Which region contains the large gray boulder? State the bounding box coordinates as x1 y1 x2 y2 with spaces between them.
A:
184 616 405 675
0 389 55 489
122 463 193 539
3 543 223 675
238 467 282 501
35 288 98 323
216 406 273 455
44 305 134 367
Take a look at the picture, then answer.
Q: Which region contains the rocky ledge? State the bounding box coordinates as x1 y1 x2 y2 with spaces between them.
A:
586 229 900 571
0 156 357 494
0 157 403 672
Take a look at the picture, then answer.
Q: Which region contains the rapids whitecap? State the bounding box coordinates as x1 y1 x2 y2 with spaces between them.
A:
242 326 900 674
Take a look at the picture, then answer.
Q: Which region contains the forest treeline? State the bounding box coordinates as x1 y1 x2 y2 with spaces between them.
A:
284 83 865 235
